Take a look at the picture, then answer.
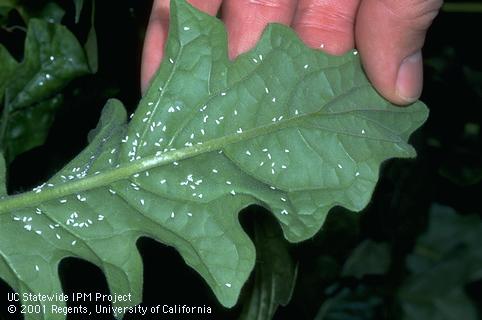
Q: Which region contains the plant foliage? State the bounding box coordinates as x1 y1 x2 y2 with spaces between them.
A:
0 1 90 163
0 0 428 319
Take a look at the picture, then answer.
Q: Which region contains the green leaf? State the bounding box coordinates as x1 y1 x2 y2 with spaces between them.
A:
341 240 391 278
2 94 63 160
315 285 383 320
0 0 16 8
463 66 482 98
73 0 84 23
0 6 13 26
0 18 90 162
0 152 6 195
9 1 65 24
0 0 428 318
0 44 18 102
239 212 297 320
25 2 66 24
4 18 89 110
398 204 482 320
83 0 98 73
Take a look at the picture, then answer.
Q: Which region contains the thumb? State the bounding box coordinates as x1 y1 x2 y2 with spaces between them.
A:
355 0 442 105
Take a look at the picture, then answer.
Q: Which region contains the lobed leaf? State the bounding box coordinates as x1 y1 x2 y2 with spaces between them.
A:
0 18 90 162
0 0 428 319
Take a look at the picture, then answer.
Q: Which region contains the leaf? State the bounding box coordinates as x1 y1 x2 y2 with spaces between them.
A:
341 240 391 278
398 204 482 320
4 18 89 110
0 153 6 195
0 18 90 162
315 285 383 320
73 0 84 23
83 0 98 73
0 0 428 318
463 66 482 98
7 1 65 24
2 94 63 161
0 6 13 26
26 2 66 24
0 44 18 102
0 0 16 8
239 212 297 320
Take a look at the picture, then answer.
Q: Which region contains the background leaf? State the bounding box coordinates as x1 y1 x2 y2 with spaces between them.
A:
83 0 97 73
0 44 18 102
315 285 384 320
239 211 297 320
398 204 482 320
73 0 84 23
0 18 90 163
341 239 391 279
0 153 5 195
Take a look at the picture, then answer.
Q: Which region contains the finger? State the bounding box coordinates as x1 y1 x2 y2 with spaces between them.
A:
292 0 360 54
222 0 297 59
141 0 222 93
355 0 442 104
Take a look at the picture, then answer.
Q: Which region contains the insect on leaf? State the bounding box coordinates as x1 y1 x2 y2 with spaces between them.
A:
0 18 90 163
0 0 428 318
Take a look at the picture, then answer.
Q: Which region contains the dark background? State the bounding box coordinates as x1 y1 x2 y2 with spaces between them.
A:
1 1 481 319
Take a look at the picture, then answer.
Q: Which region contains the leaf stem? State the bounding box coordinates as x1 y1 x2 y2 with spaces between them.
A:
0 117 292 214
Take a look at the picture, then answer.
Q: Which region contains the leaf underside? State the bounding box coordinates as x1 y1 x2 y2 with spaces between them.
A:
0 0 428 319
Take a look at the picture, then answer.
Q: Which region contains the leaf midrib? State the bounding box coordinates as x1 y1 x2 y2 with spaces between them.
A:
0 102 409 214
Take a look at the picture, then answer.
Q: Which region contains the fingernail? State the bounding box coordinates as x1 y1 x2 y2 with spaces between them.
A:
396 51 423 103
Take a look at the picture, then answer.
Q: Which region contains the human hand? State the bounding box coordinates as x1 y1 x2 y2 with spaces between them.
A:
141 0 442 105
